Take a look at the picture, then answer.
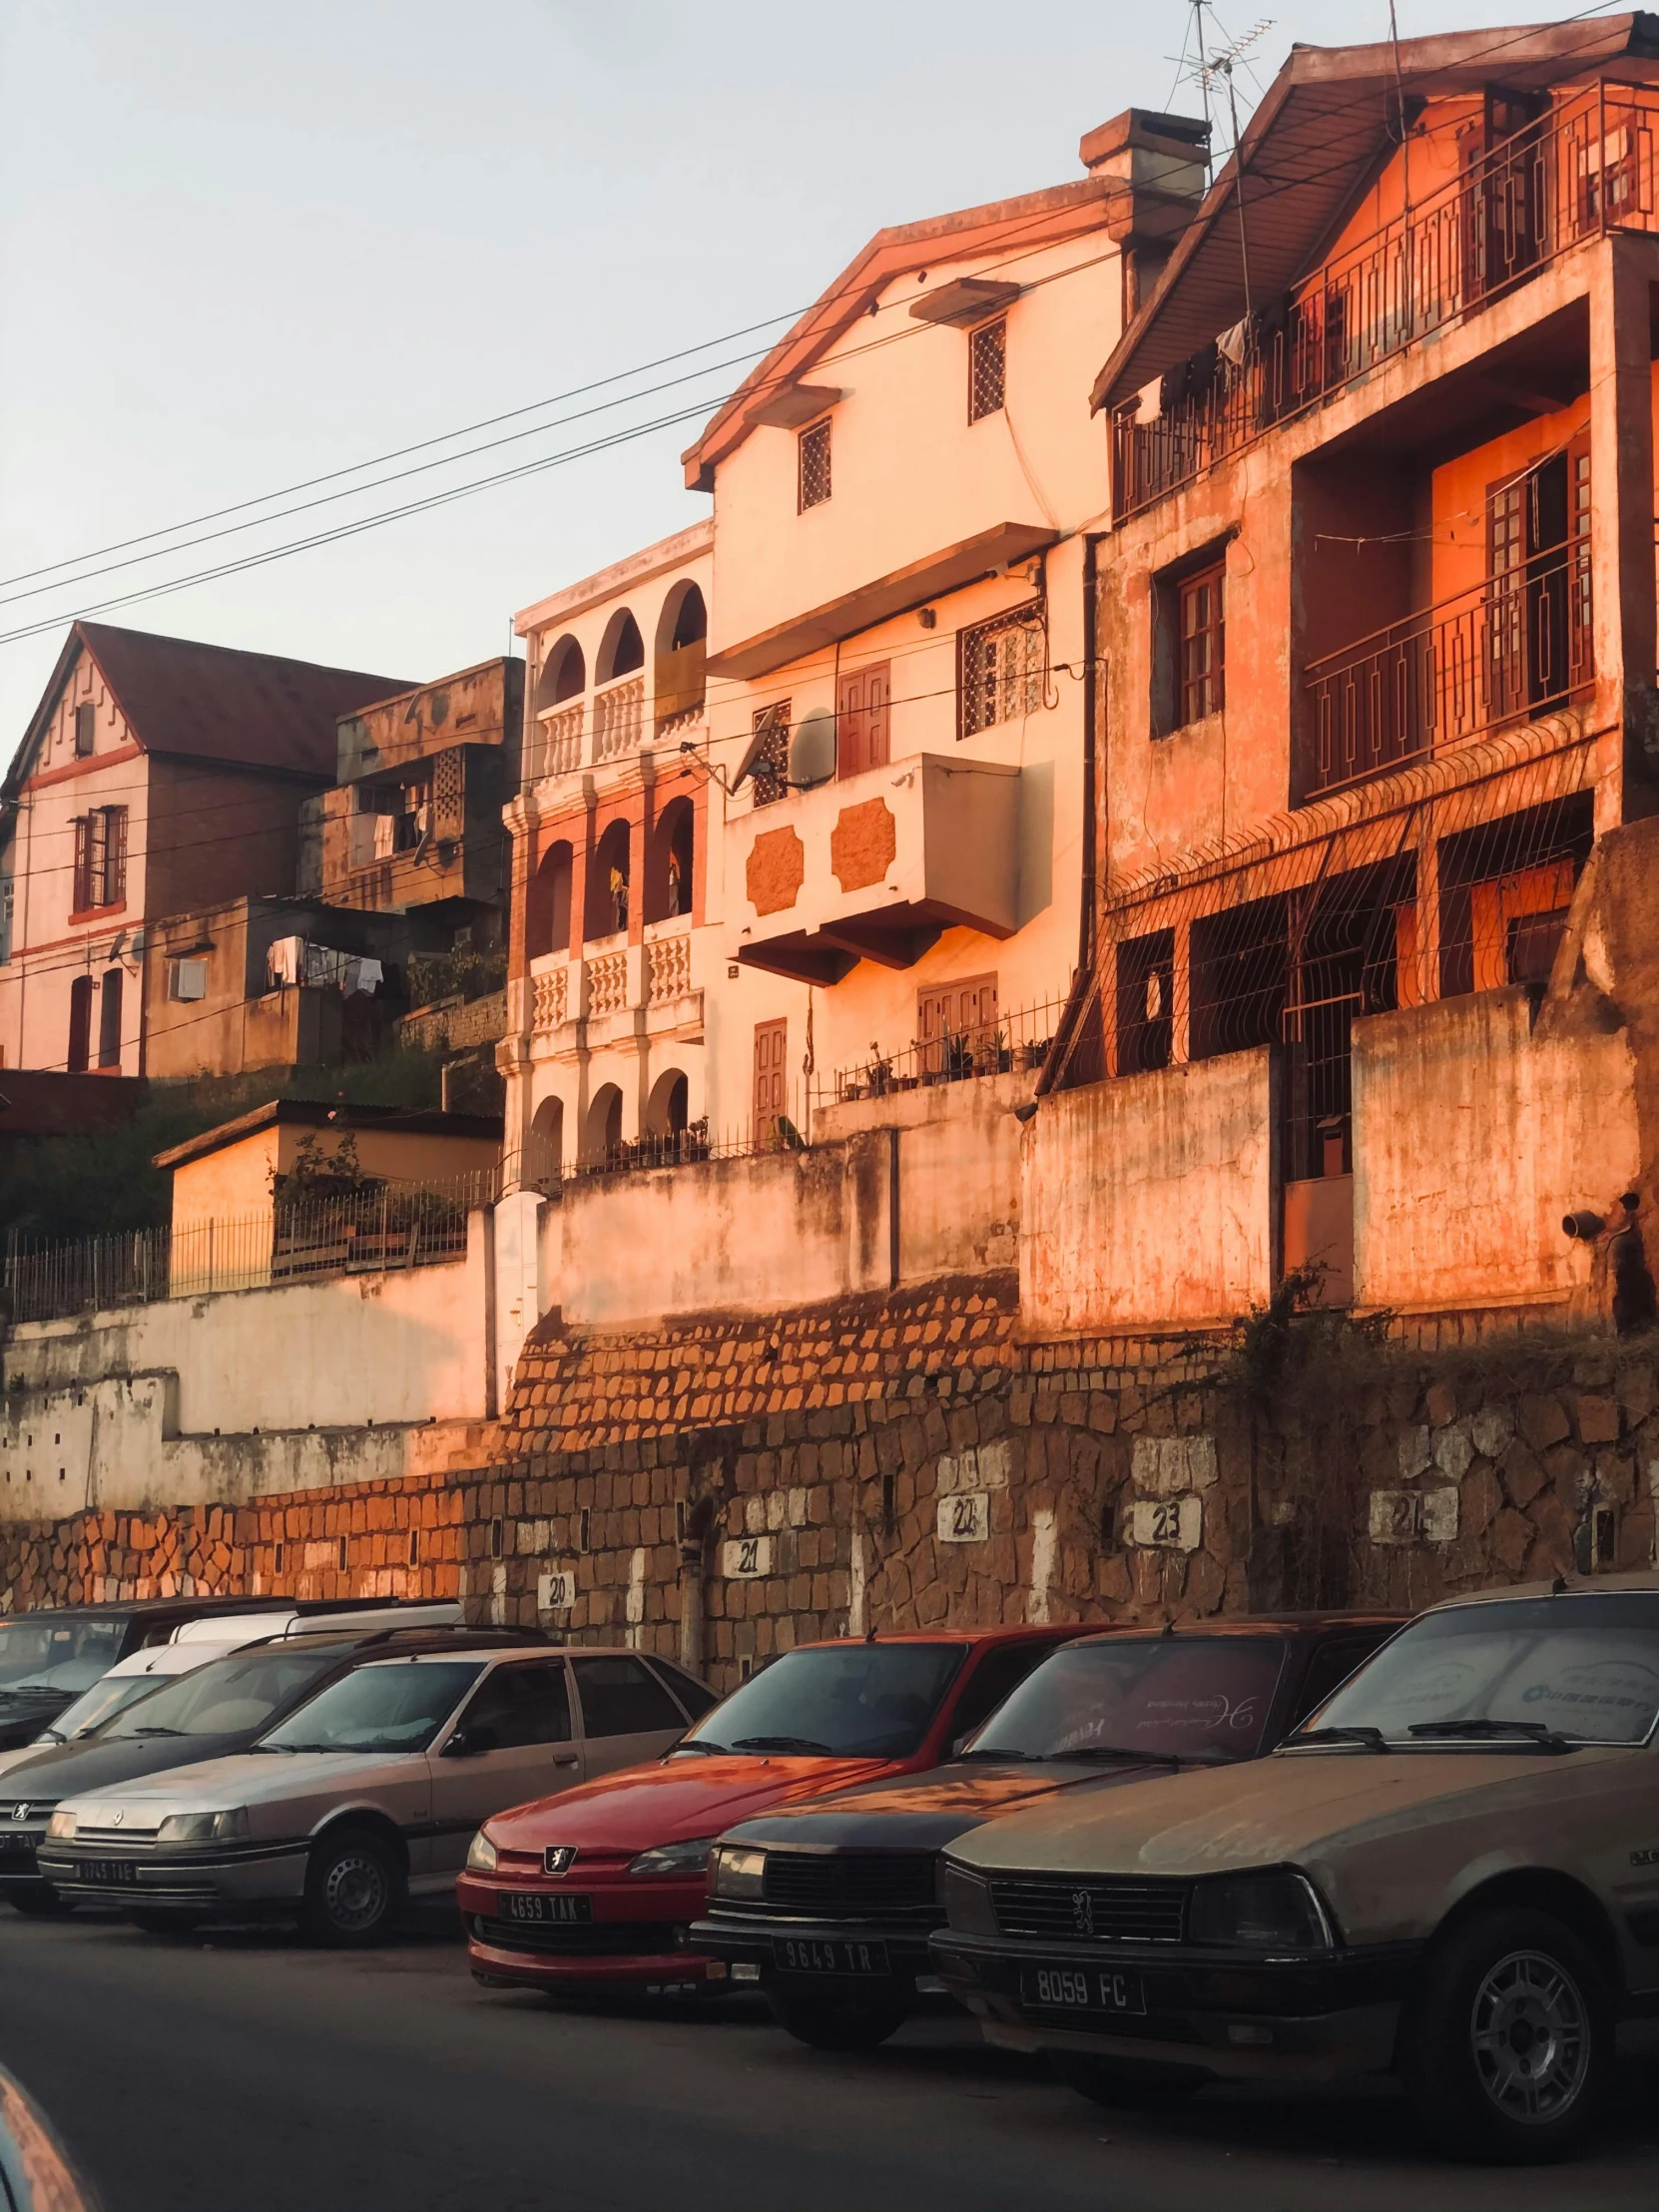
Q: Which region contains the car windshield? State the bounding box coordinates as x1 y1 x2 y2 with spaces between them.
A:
103 1647 340 1740
0 1617 126 1698
1308 1593 1659 1748
259 1661 483 1756
677 1643 965 1760
35 1672 174 1744
966 1636 1287 1764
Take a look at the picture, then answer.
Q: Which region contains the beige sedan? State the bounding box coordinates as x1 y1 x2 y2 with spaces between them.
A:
932 1574 1659 2163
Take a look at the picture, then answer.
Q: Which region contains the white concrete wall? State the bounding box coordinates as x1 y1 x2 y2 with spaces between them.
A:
1021 1050 1277 1335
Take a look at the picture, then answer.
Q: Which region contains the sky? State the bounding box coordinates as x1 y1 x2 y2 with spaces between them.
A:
0 0 1593 741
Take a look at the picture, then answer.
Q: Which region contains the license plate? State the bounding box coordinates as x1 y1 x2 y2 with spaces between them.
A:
499 1891 591 1926
1020 1962 1147 2017
774 1935 891 1977
79 1859 138 1887
0 1835 36 1858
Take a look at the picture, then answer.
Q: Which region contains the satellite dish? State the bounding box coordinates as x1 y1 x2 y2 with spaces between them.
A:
731 723 777 793
789 709 836 791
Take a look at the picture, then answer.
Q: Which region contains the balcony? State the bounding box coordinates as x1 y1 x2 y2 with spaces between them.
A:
592 675 644 765
527 922 702 1052
731 753 1021 984
1113 82 1659 521
303 743 505 911
1305 539 1592 800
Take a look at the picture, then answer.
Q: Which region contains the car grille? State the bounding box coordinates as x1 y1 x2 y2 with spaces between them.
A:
989 1876 1189 1944
472 1917 683 1958
761 1852 936 1917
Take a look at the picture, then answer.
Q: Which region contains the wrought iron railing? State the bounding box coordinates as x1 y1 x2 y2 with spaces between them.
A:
1305 538 1591 797
1113 82 1659 520
814 992 1066 1109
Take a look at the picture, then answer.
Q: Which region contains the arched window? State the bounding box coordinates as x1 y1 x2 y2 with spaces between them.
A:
529 1095 564 1187
654 581 708 730
645 1069 690 1140
645 796 696 924
534 635 585 713
526 839 573 959
67 974 93 1073
597 608 645 684
589 820 631 939
585 1083 624 1167
98 967 124 1069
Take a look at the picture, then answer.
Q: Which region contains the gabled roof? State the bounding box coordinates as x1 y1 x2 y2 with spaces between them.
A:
1093 11 1659 411
681 180 1118 491
4 622 415 801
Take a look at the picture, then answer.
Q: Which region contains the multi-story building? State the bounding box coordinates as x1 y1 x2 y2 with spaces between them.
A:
0 623 410 1077
1030 14 1659 1335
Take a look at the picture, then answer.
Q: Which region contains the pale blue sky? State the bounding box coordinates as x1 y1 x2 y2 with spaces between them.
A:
0 1 1582 738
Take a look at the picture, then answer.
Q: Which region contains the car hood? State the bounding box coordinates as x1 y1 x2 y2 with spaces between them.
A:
0 1733 254 1808
57 1749 409 1820
488 1753 895 1855
719 1757 1170 1854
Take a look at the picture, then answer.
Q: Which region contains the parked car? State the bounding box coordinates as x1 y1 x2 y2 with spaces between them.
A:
931 1575 1659 2164
694 1611 1402 2048
0 1596 327 1753
0 2061 103 2212
38 1641 713 1944
458 1628 1087 1998
0 1605 464 1914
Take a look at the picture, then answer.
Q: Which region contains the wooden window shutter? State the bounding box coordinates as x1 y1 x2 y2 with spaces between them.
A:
835 661 890 781
1566 430 1592 693
71 818 92 913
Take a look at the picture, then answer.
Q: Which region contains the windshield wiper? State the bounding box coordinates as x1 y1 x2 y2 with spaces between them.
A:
1293 1725 1390 1752
1048 1746 1182 1765
262 1741 338 1755
956 1746 1037 1762
729 1735 833 1755
128 1726 187 1739
670 1738 726 1756
1407 1719 1575 1754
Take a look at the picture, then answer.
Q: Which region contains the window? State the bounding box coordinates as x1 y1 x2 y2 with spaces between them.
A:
570 1654 685 1739
968 317 1006 422
0 874 12 966
753 1017 788 1142
168 957 209 1002
748 701 791 808
947 1640 1054 1747
960 606 1044 738
97 968 123 1070
456 1660 572 1749
834 661 890 780
1115 930 1175 1075
74 702 96 758
916 972 998 1080
67 976 93 1073
644 1655 720 1719
1178 562 1226 724
71 808 127 912
799 418 831 510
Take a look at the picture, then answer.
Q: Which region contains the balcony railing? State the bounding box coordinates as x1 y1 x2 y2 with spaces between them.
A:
531 704 583 781
1305 539 1592 798
1114 82 1659 520
592 676 644 764
813 991 1067 1110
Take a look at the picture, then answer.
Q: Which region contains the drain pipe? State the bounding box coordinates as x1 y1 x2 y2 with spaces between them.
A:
1035 532 1103 1099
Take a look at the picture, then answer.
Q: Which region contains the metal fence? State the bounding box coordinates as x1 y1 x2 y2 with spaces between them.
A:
4 1172 497 1325
813 993 1066 1110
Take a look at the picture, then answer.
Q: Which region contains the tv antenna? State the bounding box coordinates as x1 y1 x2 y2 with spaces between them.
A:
1198 18 1274 320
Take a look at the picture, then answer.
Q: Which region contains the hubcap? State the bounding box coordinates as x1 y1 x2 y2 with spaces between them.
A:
1469 1947 1589 2123
322 1851 388 1934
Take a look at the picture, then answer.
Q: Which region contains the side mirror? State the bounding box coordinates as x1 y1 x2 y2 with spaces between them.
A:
443 1724 498 1759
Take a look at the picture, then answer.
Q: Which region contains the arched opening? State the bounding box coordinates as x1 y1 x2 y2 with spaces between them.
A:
654 581 708 729
528 1094 564 1187
589 820 631 939
645 796 696 924
526 839 573 959
67 974 93 1073
644 1068 689 1138
534 635 585 713
97 967 124 1070
596 608 645 684
584 1083 624 1167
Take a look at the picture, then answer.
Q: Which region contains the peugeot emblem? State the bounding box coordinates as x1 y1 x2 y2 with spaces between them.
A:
1071 1888 1095 1937
111 1810 124 1828
10 1804 28 1823
544 1846 578 1876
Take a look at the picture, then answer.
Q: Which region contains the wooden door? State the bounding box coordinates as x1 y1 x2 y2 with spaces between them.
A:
835 661 890 781
753 1018 788 1141
916 972 998 1079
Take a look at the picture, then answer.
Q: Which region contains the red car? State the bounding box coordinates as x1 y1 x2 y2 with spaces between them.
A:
458 1627 1086 1995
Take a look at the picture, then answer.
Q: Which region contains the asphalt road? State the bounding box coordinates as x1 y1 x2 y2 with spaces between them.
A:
3 1908 1656 2212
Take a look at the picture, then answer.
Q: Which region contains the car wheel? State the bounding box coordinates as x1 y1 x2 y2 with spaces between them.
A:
301 1829 402 1947
1049 2053 1204 2108
126 1909 206 1936
767 1990 909 2051
1402 1907 1611 2163
7 1887 72 1917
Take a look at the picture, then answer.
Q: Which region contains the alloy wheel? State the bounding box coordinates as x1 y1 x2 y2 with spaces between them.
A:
1468 1946 1589 2124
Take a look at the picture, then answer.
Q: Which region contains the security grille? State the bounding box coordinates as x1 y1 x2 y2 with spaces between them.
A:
749 701 792 808
990 1876 1189 1944
799 419 831 510
960 607 1045 737
969 318 1006 421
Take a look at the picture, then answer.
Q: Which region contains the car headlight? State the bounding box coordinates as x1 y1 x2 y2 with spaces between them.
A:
939 1859 997 1936
46 1811 77 1841
465 1831 498 1874
157 1810 250 1847
630 1835 718 1879
709 1844 767 1900
1187 1871 1334 1952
